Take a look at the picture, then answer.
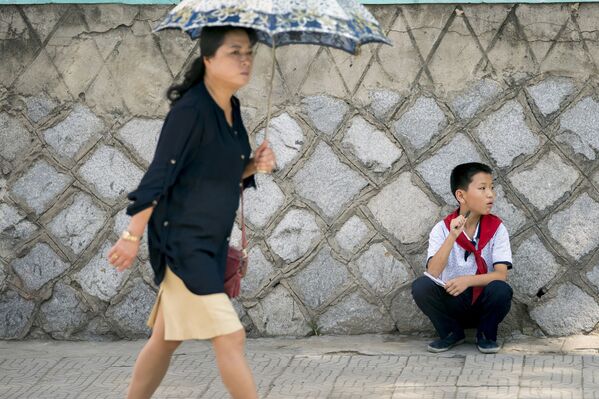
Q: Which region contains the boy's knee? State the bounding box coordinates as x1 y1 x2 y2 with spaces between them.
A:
412 275 437 301
486 280 513 302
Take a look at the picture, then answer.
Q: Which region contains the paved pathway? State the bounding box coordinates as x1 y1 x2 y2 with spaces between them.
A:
1 335 599 398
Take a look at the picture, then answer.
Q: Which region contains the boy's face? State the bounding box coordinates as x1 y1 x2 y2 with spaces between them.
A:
457 172 495 215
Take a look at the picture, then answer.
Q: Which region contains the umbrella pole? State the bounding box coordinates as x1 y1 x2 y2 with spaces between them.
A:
263 35 276 143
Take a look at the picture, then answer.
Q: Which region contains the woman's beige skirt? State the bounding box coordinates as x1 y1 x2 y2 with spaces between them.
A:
147 266 243 341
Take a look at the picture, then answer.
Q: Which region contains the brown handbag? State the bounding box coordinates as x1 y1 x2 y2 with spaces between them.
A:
224 188 248 298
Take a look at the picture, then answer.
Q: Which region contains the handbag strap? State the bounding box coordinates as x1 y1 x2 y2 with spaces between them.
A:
240 186 248 255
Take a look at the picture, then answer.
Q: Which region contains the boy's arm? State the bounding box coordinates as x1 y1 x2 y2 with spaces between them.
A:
427 215 468 278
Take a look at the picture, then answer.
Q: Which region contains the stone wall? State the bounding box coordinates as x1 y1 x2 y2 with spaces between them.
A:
1 3 599 340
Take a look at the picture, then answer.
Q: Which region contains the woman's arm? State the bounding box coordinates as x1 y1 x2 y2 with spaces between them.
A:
107 203 154 272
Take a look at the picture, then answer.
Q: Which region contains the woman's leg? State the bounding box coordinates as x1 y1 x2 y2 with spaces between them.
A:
127 306 182 399
212 328 257 399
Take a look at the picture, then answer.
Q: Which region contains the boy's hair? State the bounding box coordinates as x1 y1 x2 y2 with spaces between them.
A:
450 162 493 200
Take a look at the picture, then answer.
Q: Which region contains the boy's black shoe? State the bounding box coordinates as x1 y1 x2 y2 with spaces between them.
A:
476 338 500 354
427 332 465 353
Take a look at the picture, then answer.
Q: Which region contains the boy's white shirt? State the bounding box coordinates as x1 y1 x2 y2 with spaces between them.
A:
426 220 513 282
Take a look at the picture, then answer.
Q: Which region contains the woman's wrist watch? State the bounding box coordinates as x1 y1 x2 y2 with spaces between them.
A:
121 230 141 242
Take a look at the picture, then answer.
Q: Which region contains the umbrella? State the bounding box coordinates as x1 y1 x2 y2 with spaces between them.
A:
154 0 391 139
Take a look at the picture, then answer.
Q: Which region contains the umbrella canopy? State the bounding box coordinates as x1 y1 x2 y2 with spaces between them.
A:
154 0 390 55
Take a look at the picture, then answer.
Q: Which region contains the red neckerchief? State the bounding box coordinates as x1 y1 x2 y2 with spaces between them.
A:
443 209 502 304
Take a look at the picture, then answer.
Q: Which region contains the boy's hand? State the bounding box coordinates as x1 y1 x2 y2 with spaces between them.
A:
445 276 471 296
449 215 467 238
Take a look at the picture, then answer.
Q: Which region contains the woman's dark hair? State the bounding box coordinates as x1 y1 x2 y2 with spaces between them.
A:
450 162 493 200
167 26 258 105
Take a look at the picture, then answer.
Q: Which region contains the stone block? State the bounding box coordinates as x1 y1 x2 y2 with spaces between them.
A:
586 264 599 292
267 208 322 263
475 101 541 168
0 290 35 339
0 112 33 162
40 282 90 339
244 174 285 228
301 95 349 136
78 145 144 201
76 241 130 301
508 151 580 211
393 97 447 150
368 89 402 120
256 113 305 170
450 79 503 119
511 234 561 303
246 285 311 336
493 185 527 233
42 105 104 159
390 287 435 334
341 116 402 173
354 243 411 296
0 202 38 256
559 97 599 160
318 291 395 334
47 192 107 255
415 133 483 205
293 142 367 219
106 278 155 337
335 215 372 253
290 246 351 310
10 159 72 214
240 247 275 299
526 77 575 116
530 283 599 336
548 193 599 259
367 172 440 244
11 242 69 292
24 95 57 123
116 118 162 165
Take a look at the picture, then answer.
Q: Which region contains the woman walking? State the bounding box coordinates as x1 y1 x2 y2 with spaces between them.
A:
107 26 276 399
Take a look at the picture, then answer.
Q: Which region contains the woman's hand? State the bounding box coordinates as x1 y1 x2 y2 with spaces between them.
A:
445 276 471 297
107 239 140 272
253 140 276 173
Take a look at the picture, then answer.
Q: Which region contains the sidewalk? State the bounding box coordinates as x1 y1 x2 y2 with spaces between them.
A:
1 334 598 398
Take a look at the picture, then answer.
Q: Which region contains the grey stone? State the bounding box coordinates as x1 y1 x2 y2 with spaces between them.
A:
526 77 576 116
341 116 402 173
0 202 37 242
10 159 72 214
559 97 599 159
586 264 599 291
245 174 285 228
75 316 117 341
475 101 541 168
240 247 275 298
42 104 105 158
290 246 351 310
508 151 580 211
256 113 305 170
392 97 447 149
451 78 503 119
367 172 440 244
0 262 6 292
24 95 57 123
530 283 599 336
415 133 483 204
11 242 69 291
355 243 411 296
47 192 107 255
548 193 599 259
493 185 527 233
113 209 149 261
555 131 596 160
368 89 402 120
301 95 349 136
335 215 372 253
293 142 367 218
267 209 322 263
106 278 155 337
78 145 144 201
0 113 33 162
246 284 311 336
116 118 162 165
76 241 130 301
40 282 90 339
390 288 435 334
0 290 35 339
511 234 561 303
318 291 395 334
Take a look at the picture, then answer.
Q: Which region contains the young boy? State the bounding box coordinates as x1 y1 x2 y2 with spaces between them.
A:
412 162 513 354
